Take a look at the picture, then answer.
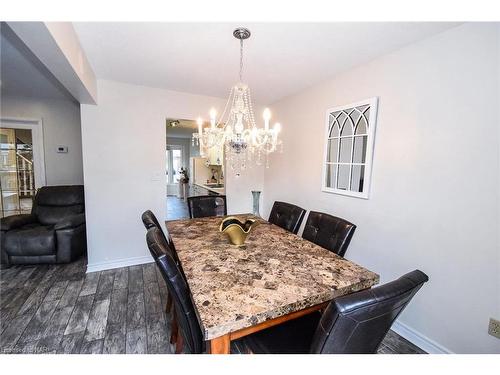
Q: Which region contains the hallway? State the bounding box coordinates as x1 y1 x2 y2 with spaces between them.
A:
166 196 189 221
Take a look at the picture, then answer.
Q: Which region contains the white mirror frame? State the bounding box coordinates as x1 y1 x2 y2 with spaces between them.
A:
321 97 378 199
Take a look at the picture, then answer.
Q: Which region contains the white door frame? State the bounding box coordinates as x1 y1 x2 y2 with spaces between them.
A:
1 117 47 188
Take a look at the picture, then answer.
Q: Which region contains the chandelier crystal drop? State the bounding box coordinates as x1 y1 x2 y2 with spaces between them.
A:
192 27 282 176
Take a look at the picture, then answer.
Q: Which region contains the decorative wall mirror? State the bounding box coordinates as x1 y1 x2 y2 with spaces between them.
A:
322 97 378 199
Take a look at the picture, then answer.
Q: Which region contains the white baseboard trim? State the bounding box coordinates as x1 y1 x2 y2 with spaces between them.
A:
86 255 153 273
392 320 453 354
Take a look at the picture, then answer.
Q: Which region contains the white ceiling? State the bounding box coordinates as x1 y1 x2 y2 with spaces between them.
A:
73 22 460 104
0 23 74 101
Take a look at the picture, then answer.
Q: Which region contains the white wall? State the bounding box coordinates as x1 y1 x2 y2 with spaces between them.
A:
7 22 97 104
497 25 500 333
81 79 263 271
226 163 265 215
263 23 500 354
0 95 84 185
44 22 97 103
224 103 268 215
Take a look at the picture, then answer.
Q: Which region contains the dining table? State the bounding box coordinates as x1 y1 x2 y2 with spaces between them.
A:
166 214 380 354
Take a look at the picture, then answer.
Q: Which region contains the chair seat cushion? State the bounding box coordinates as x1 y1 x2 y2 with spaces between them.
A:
235 311 321 354
3 224 56 256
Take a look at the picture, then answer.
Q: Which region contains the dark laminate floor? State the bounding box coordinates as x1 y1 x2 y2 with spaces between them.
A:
0 258 425 354
0 258 173 354
167 195 189 221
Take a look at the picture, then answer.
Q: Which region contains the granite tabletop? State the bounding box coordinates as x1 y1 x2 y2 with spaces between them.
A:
166 214 379 340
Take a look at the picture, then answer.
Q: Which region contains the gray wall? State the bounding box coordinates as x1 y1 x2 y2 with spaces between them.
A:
263 23 500 353
1 95 84 185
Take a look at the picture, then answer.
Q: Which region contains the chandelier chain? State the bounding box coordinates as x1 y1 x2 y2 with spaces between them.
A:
239 38 244 82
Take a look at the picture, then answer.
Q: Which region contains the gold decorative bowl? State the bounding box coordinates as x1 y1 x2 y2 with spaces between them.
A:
219 216 260 246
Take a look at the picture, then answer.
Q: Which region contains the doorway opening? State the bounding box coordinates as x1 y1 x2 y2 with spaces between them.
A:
166 145 184 196
0 118 45 218
165 118 225 221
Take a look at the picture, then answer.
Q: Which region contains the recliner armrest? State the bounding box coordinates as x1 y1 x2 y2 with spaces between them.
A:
54 213 86 230
0 214 37 231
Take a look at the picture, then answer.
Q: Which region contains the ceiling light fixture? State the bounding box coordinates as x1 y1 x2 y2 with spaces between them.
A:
192 27 282 176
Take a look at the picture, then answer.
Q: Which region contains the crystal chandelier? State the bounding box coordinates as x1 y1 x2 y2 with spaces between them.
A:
192 27 282 176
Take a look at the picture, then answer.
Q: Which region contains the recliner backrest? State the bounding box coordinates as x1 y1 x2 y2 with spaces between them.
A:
32 185 85 225
309 270 429 354
187 195 227 218
146 227 204 354
302 211 356 257
268 201 306 234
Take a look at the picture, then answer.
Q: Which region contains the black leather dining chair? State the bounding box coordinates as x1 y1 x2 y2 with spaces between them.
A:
142 210 187 347
141 210 177 254
302 211 356 257
142 209 187 290
141 209 163 233
268 201 306 234
236 270 429 354
146 226 205 354
187 195 227 219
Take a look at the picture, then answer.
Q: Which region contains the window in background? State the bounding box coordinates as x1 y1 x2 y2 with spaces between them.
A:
172 149 181 183
0 128 36 217
166 145 184 185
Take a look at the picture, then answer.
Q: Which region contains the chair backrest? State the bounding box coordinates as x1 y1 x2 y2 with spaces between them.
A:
146 227 204 354
268 201 306 234
187 195 227 218
302 211 356 257
141 209 162 230
32 185 85 225
145 226 171 260
309 270 429 354
142 210 168 246
142 210 179 262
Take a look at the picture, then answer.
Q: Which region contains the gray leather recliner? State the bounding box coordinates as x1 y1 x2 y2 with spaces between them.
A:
0 185 86 265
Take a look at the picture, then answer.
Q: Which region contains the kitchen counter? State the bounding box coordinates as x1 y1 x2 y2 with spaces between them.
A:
195 183 225 195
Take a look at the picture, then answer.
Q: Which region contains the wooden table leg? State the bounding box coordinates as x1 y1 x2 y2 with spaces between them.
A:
209 334 230 354
175 331 184 354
